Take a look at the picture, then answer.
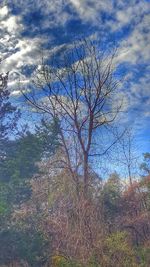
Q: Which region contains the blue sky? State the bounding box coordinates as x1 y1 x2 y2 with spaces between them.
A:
0 0 150 156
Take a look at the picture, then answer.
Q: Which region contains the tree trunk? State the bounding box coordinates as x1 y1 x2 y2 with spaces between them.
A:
83 153 88 198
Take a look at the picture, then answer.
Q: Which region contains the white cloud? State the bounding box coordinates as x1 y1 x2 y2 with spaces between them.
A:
114 1 149 30
116 12 150 65
123 66 150 132
10 86 30 96
69 0 113 23
1 16 21 33
5 0 71 28
0 7 46 92
1 37 41 71
0 5 9 19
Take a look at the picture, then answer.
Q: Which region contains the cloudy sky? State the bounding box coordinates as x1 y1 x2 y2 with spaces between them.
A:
0 0 150 154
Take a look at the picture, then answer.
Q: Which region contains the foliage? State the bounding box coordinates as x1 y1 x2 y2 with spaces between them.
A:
0 134 41 182
103 231 138 267
0 229 49 267
140 153 150 176
52 256 84 267
35 117 60 158
0 118 60 226
136 245 150 267
100 172 121 227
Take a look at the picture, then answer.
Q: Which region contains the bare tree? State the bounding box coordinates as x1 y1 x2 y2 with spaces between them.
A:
116 128 139 185
23 39 122 197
